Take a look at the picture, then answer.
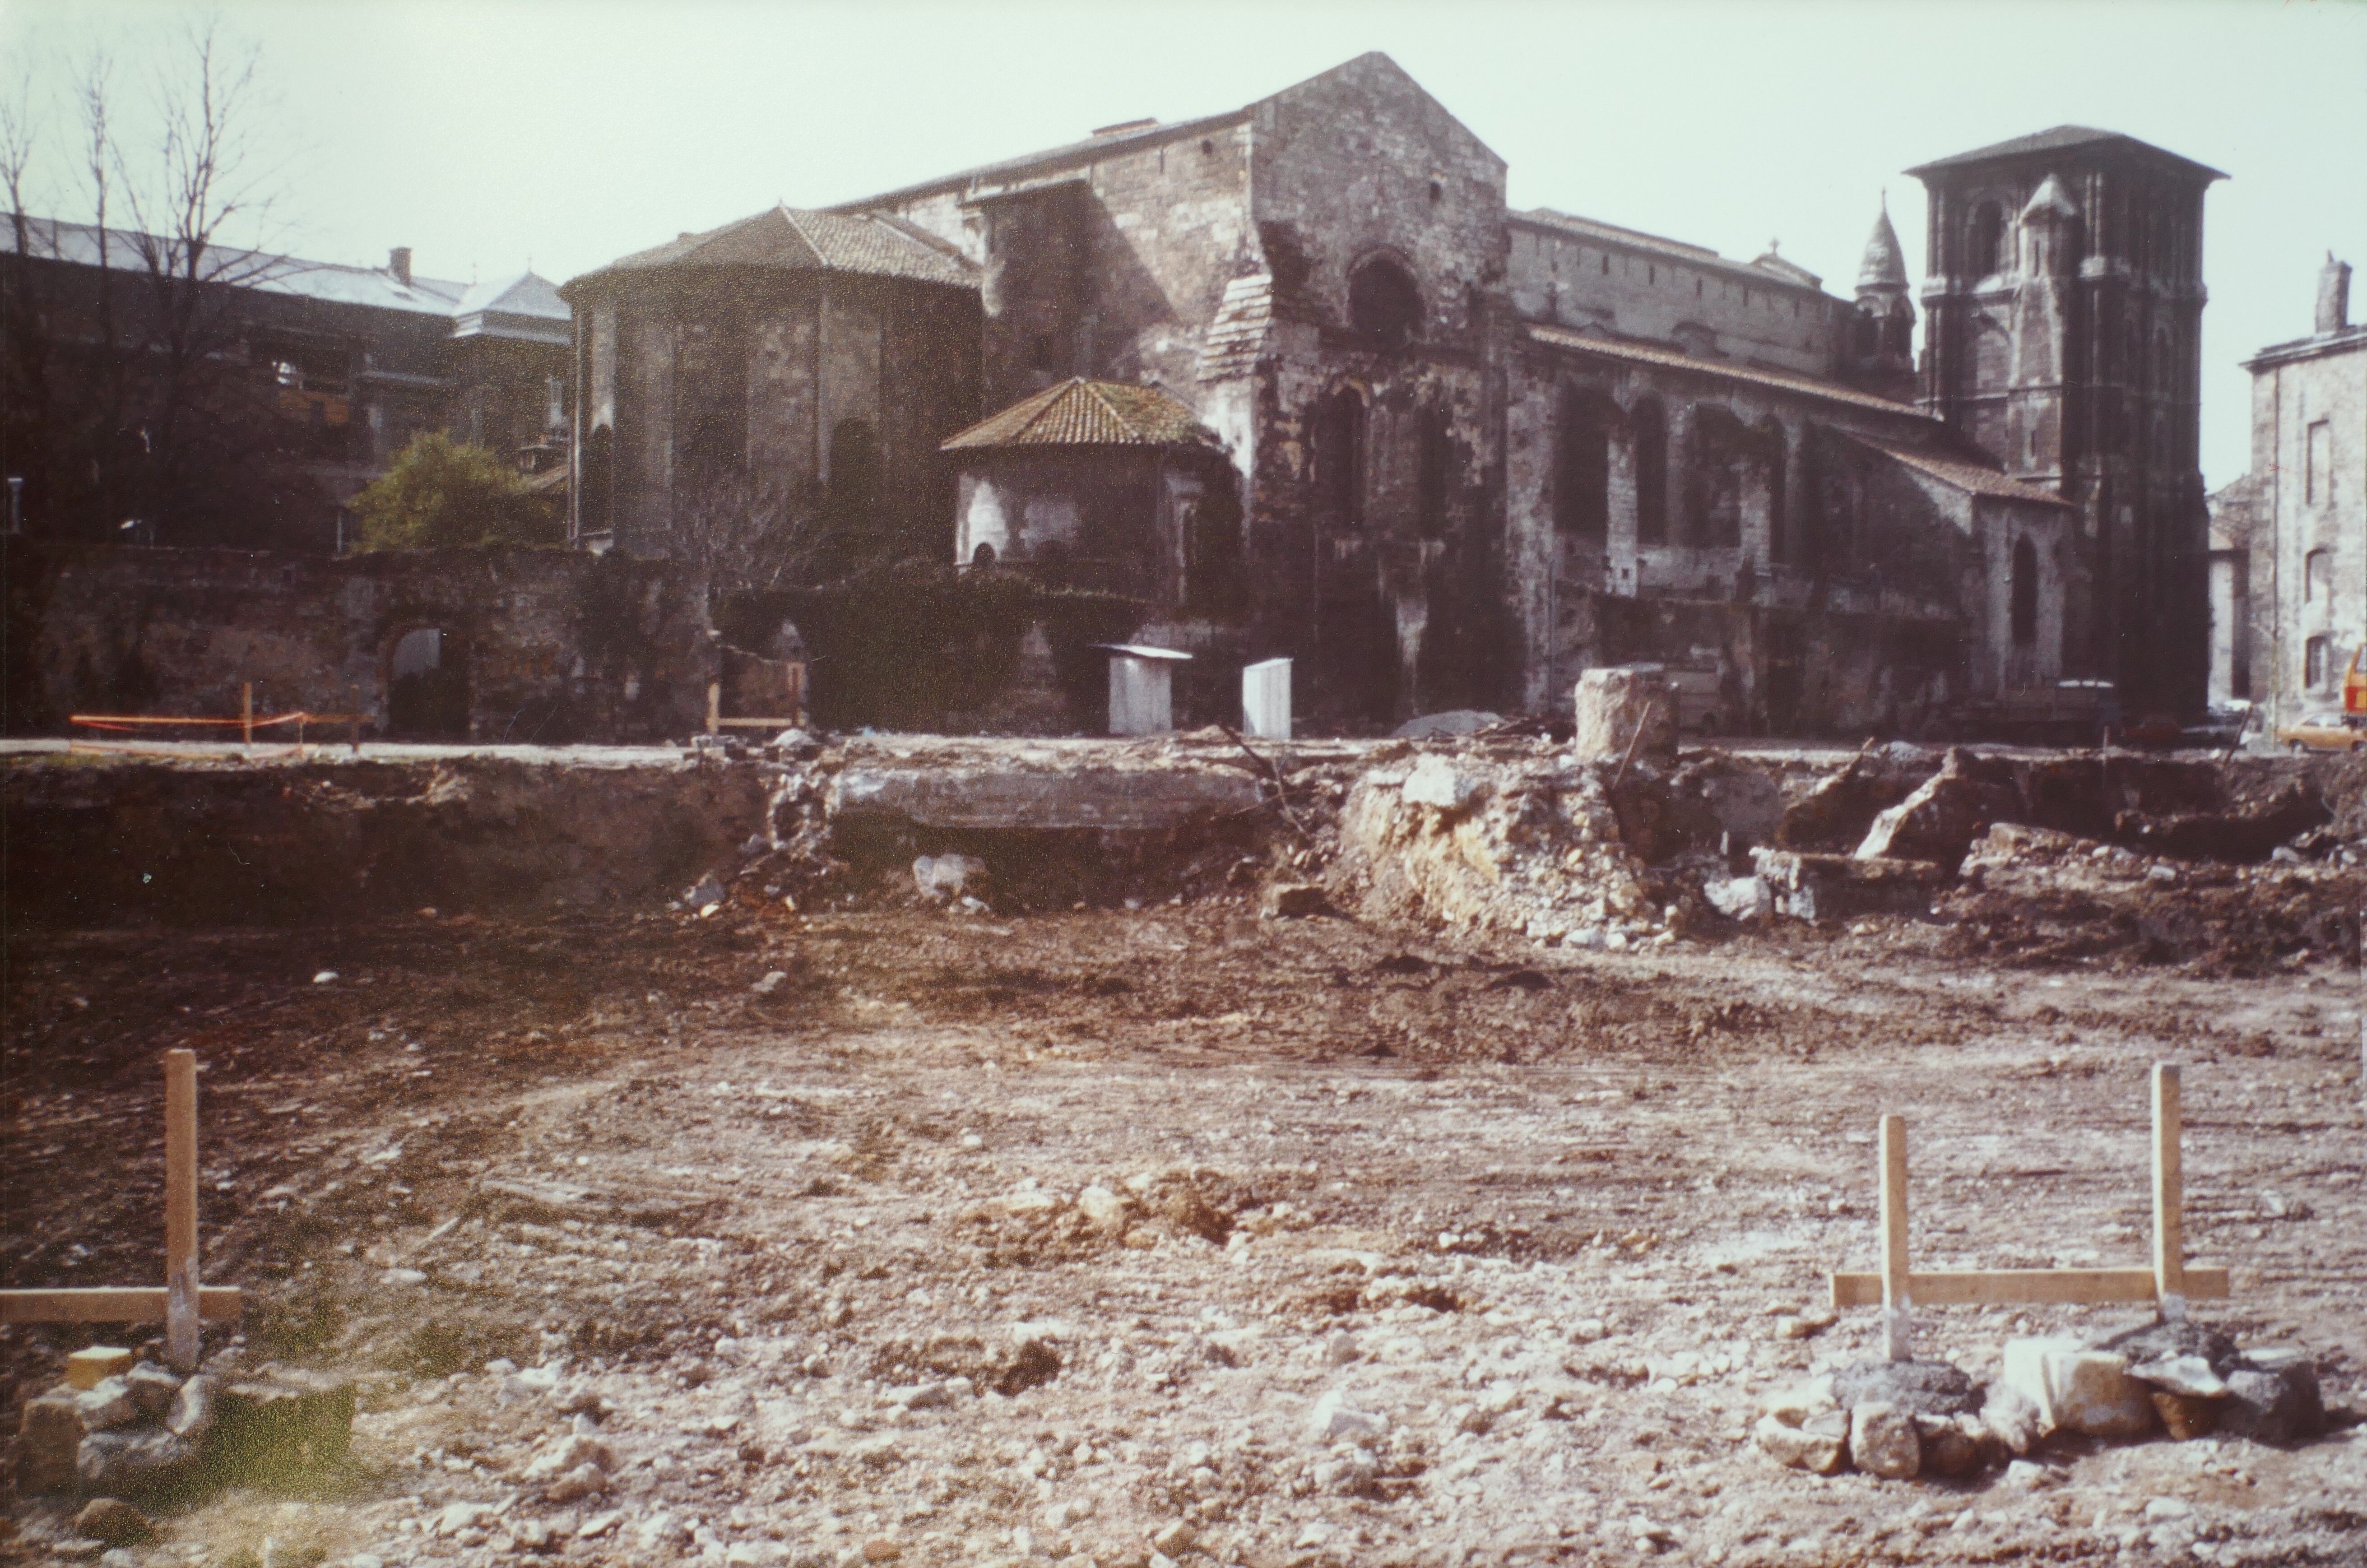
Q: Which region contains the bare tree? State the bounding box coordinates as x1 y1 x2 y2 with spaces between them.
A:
669 464 836 590
1 21 308 545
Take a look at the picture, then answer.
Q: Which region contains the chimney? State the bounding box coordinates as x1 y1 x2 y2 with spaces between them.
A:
389 246 413 287
2317 251 2353 335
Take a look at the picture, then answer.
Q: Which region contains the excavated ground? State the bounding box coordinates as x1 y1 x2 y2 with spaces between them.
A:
6 881 2366 1567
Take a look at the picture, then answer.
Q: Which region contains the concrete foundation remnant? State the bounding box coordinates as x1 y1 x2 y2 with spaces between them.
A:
1573 667 1677 766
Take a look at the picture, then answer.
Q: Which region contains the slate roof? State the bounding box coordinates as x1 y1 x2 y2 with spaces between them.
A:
1904 126 2225 181
1512 209 1829 296
1527 323 1932 419
452 270 571 344
584 205 975 289
1847 437 2072 506
942 379 1220 451
2 216 568 329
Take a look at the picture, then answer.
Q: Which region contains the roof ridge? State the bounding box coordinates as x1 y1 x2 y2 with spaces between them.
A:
1079 379 1140 437
771 204 827 269
1016 377 1087 441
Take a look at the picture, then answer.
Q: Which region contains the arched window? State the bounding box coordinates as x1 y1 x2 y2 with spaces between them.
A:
1853 311 1880 360
2305 636 2331 690
2010 536 2039 646
389 627 468 738
1967 202 2005 277
1348 256 1422 350
1763 424 1789 564
1553 388 1610 540
1880 302 1913 358
2306 548 2334 603
1314 388 1366 527
827 418 880 528
1632 398 1668 545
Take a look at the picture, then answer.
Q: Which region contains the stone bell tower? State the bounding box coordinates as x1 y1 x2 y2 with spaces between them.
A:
1909 128 2225 717
1842 196 1918 404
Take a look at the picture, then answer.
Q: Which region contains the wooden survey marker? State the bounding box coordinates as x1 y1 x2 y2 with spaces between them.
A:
0 1050 241 1369
1829 1064 2228 1361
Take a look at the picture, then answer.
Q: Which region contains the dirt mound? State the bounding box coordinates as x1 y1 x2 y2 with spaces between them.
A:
1942 822 2362 972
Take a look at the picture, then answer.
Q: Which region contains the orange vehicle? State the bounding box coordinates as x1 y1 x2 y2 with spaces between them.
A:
2347 645 2367 718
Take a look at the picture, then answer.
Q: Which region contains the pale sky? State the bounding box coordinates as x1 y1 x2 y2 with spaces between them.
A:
6 0 2364 488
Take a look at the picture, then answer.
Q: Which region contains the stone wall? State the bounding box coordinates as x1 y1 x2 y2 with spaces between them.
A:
1506 218 1845 380
582 272 980 565
5 543 713 742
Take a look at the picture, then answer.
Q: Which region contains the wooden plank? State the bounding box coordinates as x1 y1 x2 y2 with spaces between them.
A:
164 1049 200 1370
2153 1062 2185 1312
1830 1264 2230 1308
0 1287 243 1325
1879 1112 1910 1362
710 717 803 729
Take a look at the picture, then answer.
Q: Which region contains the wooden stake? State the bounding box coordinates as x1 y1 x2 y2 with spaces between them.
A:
240 682 254 746
1880 1112 1911 1362
164 1049 200 1370
706 681 722 737
2153 1062 2185 1320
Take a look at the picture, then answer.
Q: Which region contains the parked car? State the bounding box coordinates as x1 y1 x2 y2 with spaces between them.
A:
2276 711 2367 754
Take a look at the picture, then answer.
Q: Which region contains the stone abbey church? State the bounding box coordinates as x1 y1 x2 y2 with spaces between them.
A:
565 54 2217 733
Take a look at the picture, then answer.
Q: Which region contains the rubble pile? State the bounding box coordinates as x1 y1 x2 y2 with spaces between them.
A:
1757 1326 2328 1484
1331 744 1671 949
19 1346 357 1556
1941 821 2364 971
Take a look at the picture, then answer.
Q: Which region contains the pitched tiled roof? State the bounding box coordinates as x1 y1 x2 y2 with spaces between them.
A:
942 379 1219 451
1527 323 1932 419
1846 437 2071 505
1904 126 2225 181
585 205 975 289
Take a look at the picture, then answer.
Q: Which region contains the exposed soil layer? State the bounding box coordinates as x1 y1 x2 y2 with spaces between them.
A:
6 896 2364 1568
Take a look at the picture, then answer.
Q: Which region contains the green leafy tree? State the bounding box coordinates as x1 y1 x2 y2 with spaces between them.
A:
351 431 561 551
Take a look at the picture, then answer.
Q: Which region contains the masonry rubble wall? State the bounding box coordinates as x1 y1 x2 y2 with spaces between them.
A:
5 543 713 743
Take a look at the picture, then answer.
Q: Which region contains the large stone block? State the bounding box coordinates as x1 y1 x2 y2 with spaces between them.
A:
1849 1401 1921 1479
2218 1359 2322 1445
1573 667 1676 765
2001 1338 2154 1439
1855 749 2019 868
1751 848 1944 924
1753 1412 1845 1474
19 1388 88 1492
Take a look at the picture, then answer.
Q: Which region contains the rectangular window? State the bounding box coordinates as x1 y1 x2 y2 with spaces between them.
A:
2306 636 2330 689
2307 420 2332 506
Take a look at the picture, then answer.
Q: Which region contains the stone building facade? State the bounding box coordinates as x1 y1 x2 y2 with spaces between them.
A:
1909 129 2223 718
2217 255 2365 731
579 54 2144 735
561 207 980 574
